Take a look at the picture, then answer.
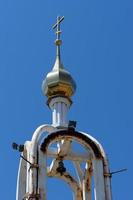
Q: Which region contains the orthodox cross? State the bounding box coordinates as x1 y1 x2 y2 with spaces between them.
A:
52 16 64 41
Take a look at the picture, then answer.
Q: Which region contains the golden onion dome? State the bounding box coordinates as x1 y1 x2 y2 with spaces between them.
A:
42 16 76 102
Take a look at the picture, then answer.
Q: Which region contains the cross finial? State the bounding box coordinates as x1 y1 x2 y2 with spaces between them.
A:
52 16 64 46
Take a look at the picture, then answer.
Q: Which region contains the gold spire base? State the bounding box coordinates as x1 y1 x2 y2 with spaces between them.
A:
45 82 74 99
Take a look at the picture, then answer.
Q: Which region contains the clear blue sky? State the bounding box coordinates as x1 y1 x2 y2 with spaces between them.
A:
0 0 132 199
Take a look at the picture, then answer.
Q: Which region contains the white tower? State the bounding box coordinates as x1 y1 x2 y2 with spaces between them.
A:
15 16 112 200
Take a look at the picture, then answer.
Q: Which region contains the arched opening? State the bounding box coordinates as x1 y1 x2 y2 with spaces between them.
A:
40 130 107 200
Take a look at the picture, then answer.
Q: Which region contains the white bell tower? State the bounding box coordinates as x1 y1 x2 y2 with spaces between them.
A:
15 16 112 200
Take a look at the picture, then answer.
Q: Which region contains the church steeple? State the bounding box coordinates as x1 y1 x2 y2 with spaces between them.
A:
42 16 76 127
42 16 76 103
15 16 112 200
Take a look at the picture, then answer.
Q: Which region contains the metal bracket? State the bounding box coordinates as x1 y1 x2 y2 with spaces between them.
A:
104 173 112 178
20 155 39 169
29 163 39 169
23 192 40 200
68 120 77 132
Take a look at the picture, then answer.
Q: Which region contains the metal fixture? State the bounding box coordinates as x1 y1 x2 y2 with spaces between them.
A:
68 120 77 130
56 160 66 175
12 142 24 152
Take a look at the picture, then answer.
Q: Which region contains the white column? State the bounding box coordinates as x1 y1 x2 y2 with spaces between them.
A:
93 159 106 200
38 148 47 200
16 150 27 200
49 97 71 127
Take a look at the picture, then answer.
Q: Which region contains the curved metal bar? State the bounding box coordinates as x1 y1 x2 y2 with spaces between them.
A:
28 124 56 197
49 171 82 200
31 124 56 155
41 130 112 200
41 130 102 158
80 131 112 200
